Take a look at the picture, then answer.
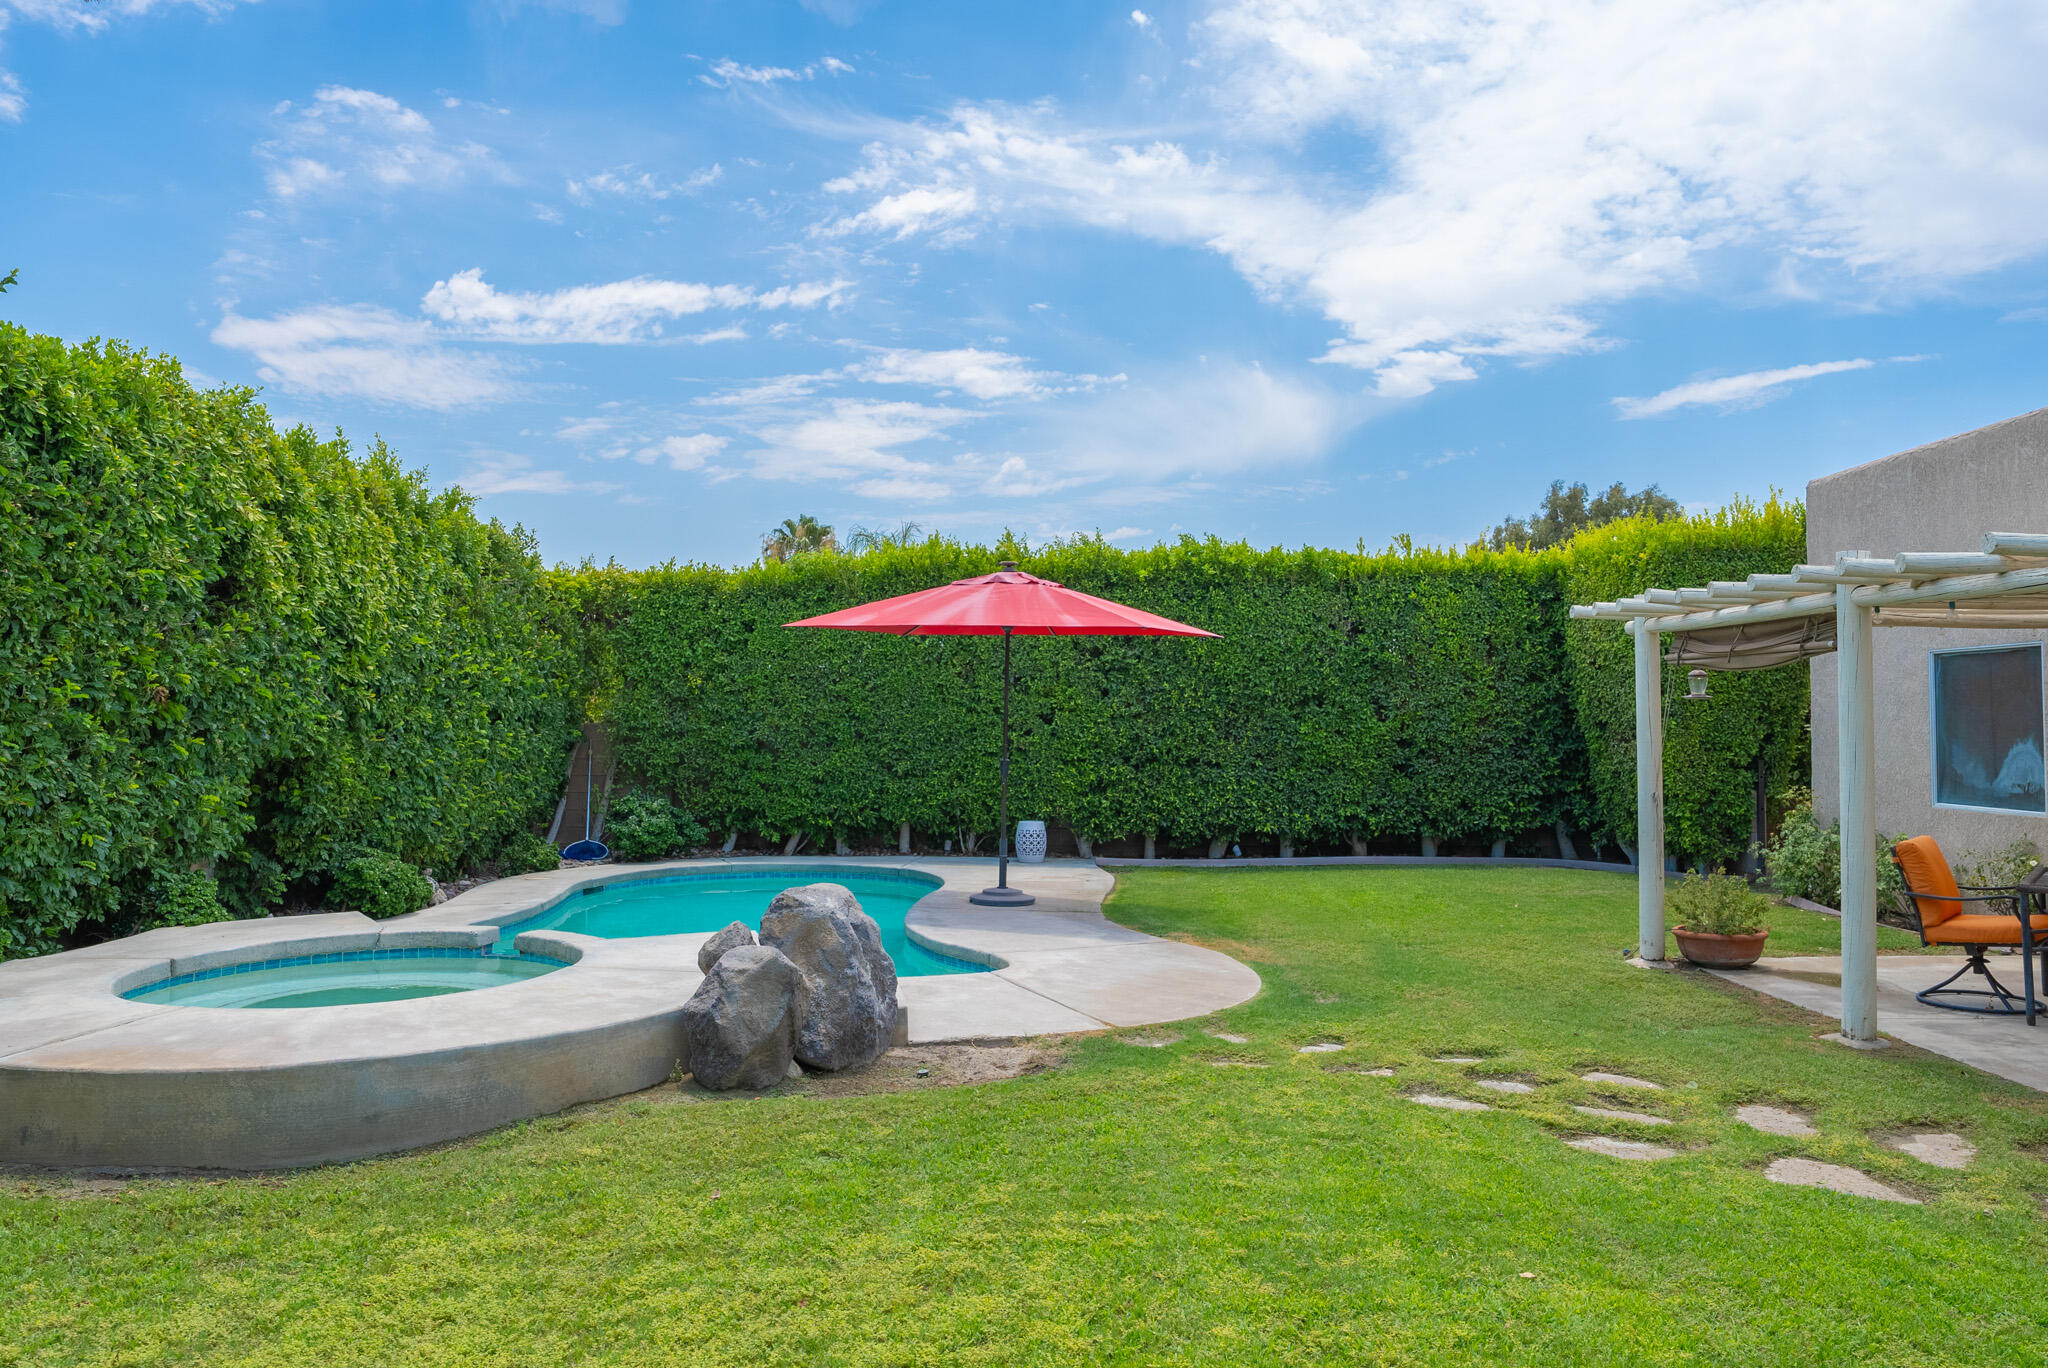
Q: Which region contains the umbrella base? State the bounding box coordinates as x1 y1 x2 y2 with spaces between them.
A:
968 885 1036 907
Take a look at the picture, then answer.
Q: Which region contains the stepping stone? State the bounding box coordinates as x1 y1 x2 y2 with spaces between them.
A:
1573 1105 1671 1126
1298 1042 1345 1054
1434 1056 1483 1064
1764 1158 1918 1203
1409 1093 1490 1112
1122 1033 1181 1048
1207 1059 1268 1069
1365 1067 1397 1077
1475 1078 1535 1094
1564 1135 1679 1161
1206 1031 1249 1044
1889 1133 1975 1170
1735 1105 1815 1137
1582 1072 1662 1090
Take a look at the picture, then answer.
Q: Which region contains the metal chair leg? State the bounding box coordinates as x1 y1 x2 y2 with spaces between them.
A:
1916 947 2028 1014
2023 921 2039 1027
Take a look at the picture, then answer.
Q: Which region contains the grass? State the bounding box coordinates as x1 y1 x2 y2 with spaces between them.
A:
6 866 2047 1366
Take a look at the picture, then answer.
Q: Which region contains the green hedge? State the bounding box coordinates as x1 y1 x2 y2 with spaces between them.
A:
1563 497 1810 862
573 510 1804 861
0 324 580 957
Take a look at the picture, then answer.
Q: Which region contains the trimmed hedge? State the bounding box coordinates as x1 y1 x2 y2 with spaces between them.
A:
0 324 580 957
572 508 1805 862
1564 497 1811 861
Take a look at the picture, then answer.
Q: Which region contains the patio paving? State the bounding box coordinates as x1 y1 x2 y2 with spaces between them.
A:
1704 956 2048 1093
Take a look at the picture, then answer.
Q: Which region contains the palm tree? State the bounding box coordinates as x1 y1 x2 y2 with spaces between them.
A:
761 514 836 563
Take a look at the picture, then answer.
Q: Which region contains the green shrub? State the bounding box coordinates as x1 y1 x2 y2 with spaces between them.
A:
151 870 232 928
499 831 562 876
0 322 580 958
1667 869 1770 935
1762 786 1906 911
1953 839 2041 892
330 853 434 920
604 790 708 862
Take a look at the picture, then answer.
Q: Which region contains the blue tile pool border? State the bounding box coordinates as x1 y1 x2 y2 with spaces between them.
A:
124 946 571 1001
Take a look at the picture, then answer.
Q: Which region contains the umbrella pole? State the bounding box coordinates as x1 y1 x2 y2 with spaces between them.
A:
971 625 1034 907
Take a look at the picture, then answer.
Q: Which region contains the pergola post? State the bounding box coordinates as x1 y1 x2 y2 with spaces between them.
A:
1834 583 1880 1040
1632 619 1666 961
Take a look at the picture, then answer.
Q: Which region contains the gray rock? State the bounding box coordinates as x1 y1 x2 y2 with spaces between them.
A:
759 882 899 1071
697 920 757 973
681 945 808 1090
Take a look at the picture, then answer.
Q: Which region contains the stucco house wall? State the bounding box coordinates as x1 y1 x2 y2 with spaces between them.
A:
1808 406 2048 859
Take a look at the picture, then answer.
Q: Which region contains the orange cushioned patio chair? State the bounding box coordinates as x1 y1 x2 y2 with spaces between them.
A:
1891 835 2047 1025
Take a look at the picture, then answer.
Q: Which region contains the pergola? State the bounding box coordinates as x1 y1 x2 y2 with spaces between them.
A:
1570 532 2048 1043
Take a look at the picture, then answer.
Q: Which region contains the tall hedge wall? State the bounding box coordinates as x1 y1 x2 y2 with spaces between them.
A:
573 503 1806 862
1564 497 1811 861
0 324 580 957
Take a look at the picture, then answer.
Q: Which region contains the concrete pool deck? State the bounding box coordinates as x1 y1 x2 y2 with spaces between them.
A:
0 857 1259 1169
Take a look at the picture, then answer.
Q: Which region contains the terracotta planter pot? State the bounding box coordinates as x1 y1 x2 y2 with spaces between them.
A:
1672 925 1769 968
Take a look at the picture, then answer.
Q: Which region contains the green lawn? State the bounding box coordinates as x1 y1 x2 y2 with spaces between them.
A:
6 867 2047 1366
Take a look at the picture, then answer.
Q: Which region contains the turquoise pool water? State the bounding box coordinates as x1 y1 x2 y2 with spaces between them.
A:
125 948 569 1009
494 868 983 976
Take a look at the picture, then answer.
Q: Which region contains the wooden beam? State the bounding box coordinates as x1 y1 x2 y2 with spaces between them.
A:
1633 620 1665 963
1835 585 1879 1042
1853 563 2048 610
1983 533 2048 557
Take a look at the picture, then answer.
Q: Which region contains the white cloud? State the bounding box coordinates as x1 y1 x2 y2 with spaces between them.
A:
746 399 975 487
420 268 851 343
842 346 1077 400
211 305 514 409
489 0 627 23
684 324 748 345
1046 363 1351 485
567 162 722 202
702 56 855 87
1130 10 1152 28
459 453 614 497
638 433 728 469
0 68 22 123
1613 359 1879 419
820 1 2048 398
260 86 506 198
1107 525 1153 540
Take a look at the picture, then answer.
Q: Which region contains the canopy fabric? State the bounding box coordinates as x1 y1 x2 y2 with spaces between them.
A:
785 567 1218 637
1664 617 1837 671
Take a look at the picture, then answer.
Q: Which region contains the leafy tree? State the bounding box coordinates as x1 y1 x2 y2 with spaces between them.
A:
844 521 924 554
1486 480 1681 551
761 514 836 563
0 268 17 294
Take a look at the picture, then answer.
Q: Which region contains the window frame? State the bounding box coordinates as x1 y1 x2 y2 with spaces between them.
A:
1927 640 2048 818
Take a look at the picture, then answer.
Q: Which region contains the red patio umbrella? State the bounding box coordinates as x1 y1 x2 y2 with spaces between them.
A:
787 561 1217 906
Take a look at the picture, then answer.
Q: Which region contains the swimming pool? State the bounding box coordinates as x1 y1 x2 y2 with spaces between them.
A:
492 867 984 976
124 947 570 1009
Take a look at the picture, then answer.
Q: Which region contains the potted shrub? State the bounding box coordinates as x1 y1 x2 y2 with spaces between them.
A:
1667 869 1771 968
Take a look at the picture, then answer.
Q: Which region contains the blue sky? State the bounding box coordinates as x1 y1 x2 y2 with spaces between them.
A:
5 0 2048 568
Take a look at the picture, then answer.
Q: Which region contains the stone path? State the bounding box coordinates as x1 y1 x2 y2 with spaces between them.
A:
1764 1158 1920 1204
1434 1055 1483 1063
1888 1132 1976 1169
1581 1071 1662 1090
1474 1078 1535 1094
1573 1105 1670 1126
1206 1031 1248 1044
1298 1042 1344 1054
1565 1135 1679 1161
1410 1093 1491 1112
1735 1105 1815 1137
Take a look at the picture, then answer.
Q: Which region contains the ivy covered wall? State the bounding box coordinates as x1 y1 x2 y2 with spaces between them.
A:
0 324 580 957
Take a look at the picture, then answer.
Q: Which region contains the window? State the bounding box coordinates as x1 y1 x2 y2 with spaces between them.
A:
1930 643 2047 815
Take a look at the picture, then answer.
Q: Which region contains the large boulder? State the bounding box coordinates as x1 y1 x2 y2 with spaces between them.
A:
681 944 808 1090
697 920 757 973
760 882 899 1071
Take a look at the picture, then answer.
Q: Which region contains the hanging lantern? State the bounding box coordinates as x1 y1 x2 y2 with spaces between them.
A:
1685 667 1711 701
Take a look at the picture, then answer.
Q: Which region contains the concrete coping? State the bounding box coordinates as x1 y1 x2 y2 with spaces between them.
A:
0 856 1260 1168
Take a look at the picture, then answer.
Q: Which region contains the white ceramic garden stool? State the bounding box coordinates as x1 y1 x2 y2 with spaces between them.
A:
1014 820 1048 864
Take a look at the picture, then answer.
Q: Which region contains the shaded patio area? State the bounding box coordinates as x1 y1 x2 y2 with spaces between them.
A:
1707 954 2048 1092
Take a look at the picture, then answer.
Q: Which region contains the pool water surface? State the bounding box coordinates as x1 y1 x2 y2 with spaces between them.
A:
494 868 983 976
